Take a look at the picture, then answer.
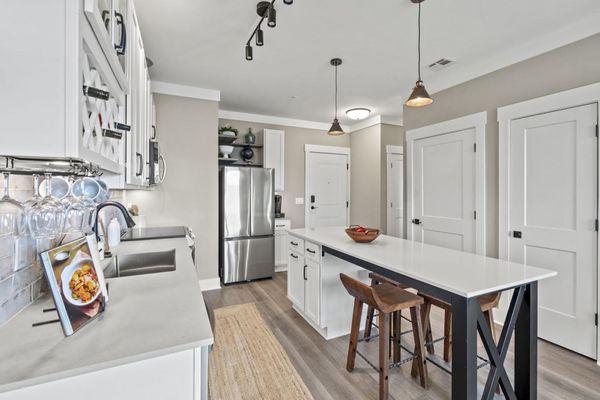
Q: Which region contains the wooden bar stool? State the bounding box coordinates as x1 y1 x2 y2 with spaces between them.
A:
363 273 410 341
420 292 501 362
340 273 428 400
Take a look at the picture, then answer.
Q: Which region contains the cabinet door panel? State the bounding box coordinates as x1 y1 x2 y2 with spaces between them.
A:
287 253 305 309
274 232 287 267
304 259 320 325
263 129 285 192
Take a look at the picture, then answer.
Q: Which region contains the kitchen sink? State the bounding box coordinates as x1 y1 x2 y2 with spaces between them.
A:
104 249 176 278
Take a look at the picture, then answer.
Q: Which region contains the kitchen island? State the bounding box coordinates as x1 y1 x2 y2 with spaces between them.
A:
0 234 213 400
287 227 557 400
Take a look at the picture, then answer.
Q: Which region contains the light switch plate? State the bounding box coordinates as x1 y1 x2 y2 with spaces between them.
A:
295 197 304 205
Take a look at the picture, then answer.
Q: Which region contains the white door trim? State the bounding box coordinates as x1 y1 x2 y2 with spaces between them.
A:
304 145 351 228
497 82 600 363
386 146 404 237
406 111 487 255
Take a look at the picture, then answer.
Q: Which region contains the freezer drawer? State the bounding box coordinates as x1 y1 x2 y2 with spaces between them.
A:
222 236 274 284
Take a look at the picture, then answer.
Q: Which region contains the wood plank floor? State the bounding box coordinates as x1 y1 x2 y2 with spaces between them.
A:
203 273 600 400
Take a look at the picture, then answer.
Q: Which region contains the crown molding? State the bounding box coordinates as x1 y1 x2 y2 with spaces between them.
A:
219 109 403 132
426 12 600 95
348 115 404 132
152 81 221 102
218 110 351 131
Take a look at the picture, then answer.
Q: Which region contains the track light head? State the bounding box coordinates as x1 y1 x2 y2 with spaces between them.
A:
267 5 276 27
256 28 264 46
245 44 253 61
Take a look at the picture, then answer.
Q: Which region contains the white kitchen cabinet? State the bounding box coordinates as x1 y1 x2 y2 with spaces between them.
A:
287 233 369 339
304 259 320 325
263 129 285 192
287 251 305 309
0 347 210 400
275 219 291 270
1 0 129 173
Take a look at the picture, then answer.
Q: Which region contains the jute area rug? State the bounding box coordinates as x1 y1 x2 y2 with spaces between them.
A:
209 303 314 400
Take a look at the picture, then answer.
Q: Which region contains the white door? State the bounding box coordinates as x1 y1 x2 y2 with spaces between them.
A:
287 253 305 310
411 129 476 252
387 153 404 237
306 152 349 229
509 104 598 358
304 259 320 325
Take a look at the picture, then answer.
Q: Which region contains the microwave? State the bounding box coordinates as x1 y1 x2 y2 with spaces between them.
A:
148 140 166 185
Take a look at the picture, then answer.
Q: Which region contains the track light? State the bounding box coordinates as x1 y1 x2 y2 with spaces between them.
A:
256 28 264 46
267 5 276 27
245 1 292 61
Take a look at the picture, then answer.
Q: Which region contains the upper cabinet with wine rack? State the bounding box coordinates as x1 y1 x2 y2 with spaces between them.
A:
1 0 152 188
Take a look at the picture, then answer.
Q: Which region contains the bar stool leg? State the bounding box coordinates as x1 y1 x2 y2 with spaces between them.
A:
410 305 429 389
443 308 452 362
421 302 434 355
379 311 390 400
346 299 363 372
393 311 401 363
364 306 375 340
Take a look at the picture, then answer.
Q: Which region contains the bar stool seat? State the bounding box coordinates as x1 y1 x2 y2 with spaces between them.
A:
340 273 428 400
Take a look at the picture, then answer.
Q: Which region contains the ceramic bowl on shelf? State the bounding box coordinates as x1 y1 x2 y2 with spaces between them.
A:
345 226 380 243
219 145 234 158
220 130 237 137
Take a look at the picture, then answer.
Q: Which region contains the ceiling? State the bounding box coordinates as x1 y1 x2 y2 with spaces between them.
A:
135 0 600 125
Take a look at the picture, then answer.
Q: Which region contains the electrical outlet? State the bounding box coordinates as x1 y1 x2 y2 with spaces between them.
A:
295 197 304 205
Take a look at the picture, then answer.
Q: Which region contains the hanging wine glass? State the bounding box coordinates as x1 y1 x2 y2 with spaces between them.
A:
28 173 65 239
72 178 97 234
0 172 26 236
63 176 88 234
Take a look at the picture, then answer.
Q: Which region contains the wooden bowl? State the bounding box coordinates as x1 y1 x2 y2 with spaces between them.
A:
345 226 381 243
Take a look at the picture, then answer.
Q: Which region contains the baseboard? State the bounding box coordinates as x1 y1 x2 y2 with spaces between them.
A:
198 278 222 291
275 265 288 273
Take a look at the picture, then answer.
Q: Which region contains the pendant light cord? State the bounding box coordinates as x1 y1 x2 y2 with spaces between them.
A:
334 64 338 119
417 2 422 82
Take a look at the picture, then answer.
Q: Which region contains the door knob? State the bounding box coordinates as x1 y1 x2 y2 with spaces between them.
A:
513 231 522 238
412 218 421 225
311 206 318 210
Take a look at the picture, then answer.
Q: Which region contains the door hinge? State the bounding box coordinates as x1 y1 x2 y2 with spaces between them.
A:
473 143 477 152
595 313 598 326
346 201 349 208
390 162 393 168
596 124 599 137
390 202 393 208
473 210 477 220
346 163 349 170
595 219 599 232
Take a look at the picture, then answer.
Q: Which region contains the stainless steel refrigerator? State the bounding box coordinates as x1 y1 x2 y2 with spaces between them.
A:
219 167 275 284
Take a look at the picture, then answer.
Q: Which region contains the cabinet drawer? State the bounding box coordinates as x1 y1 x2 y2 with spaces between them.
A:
305 241 320 263
275 219 291 231
288 237 304 254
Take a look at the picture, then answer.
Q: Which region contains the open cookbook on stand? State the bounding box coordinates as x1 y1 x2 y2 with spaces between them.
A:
40 236 109 336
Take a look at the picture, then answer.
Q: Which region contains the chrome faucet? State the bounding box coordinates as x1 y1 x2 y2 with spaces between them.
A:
93 201 136 240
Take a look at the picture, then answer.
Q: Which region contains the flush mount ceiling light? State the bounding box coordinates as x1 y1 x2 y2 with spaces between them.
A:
328 58 345 136
244 1 292 61
405 0 433 108
345 108 371 121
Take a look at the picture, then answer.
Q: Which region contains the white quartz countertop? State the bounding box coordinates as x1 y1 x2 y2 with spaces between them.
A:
288 227 556 298
0 236 214 393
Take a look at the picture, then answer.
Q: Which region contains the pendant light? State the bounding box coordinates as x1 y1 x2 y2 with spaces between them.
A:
405 0 433 108
328 58 345 136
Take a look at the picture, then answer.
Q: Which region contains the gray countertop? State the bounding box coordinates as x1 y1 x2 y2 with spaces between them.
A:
0 236 214 393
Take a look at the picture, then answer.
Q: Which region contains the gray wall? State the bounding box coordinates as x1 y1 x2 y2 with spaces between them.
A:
403 33 600 257
125 94 219 281
350 125 381 228
218 119 350 229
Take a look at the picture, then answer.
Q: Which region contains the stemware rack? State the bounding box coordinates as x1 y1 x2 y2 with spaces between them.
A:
0 155 102 177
